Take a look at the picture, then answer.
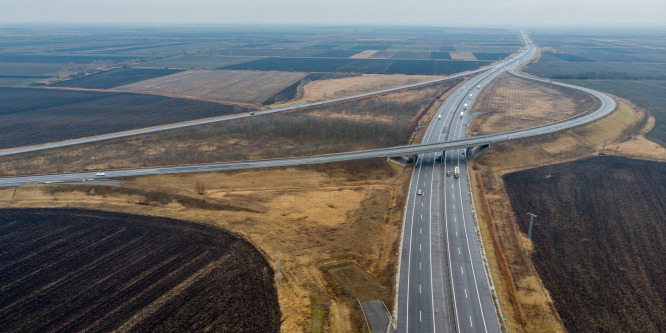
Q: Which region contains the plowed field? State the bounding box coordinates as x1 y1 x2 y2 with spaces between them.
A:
0 208 280 333
503 156 666 332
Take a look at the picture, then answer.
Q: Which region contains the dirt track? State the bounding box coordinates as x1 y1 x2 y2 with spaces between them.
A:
0 208 280 333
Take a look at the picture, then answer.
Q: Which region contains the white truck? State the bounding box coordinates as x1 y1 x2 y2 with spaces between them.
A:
454 166 460 178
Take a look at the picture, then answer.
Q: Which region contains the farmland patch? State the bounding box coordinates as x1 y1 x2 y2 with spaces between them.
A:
222 57 490 75
504 157 666 333
0 87 251 149
117 69 308 105
0 208 280 332
49 67 183 89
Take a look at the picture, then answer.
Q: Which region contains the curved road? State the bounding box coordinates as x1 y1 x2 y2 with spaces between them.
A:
0 31 619 333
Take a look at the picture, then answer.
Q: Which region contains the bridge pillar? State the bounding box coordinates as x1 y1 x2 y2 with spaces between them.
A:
387 155 415 167
468 144 490 160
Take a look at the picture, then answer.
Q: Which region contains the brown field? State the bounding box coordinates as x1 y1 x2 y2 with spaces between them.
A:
349 50 379 59
467 73 662 332
116 69 308 105
0 208 280 332
0 158 412 332
281 73 445 104
449 51 478 61
0 78 461 176
504 156 666 332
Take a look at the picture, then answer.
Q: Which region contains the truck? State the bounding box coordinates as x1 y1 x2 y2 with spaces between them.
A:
454 166 460 178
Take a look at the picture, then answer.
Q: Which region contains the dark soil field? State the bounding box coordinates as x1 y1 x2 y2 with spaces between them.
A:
221 57 491 75
503 156 666 332
49 67 184 89
0 87 251 149
0 208 280 333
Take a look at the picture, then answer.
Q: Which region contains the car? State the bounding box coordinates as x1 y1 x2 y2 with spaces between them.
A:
249 112 255 115
417 189 422 195
446 170 451 177
437 115 442 119
96 172 105 177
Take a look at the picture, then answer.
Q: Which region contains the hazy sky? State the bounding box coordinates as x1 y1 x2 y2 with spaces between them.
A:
1 0 664 27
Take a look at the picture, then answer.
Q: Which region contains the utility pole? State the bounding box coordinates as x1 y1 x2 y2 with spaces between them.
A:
275 251 281 286
527 212 538 241
602 138 607 154
547 158 554 178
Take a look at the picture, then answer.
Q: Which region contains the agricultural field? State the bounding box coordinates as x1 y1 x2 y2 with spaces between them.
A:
504 157 666 332
0 78 461 175
49 67 184 89
0 157 410 332
137 55 261 69
0 208 280 332
221 57 491 75
525 30 666 79
117 69 308 105
0 87 251 149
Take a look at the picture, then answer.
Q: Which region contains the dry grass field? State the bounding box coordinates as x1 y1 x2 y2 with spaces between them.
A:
0 159 412 332
467 74 662 332
469 72 597 134
116 69 308 105
449 51 478 61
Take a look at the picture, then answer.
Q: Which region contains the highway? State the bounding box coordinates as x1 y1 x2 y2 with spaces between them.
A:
395 33 536 333
0 32 620 333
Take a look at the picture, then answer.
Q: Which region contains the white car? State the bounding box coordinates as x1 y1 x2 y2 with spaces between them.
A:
96 172 106 177
417 189 423 195
437 115 442 119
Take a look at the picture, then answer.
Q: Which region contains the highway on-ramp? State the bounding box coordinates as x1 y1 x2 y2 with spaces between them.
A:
0 31 619 333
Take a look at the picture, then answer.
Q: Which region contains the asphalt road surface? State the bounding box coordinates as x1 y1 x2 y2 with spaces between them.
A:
0 32 620 333
395 34 536 333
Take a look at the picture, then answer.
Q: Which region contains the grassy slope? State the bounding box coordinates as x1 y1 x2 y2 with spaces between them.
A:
561 80 666 146
503 156 666 333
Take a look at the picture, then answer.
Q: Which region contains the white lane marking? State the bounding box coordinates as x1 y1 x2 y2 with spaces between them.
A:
470 316 474 327
420 243 422 251
420 284 422 294
456 230 458 237
421 214 423 220
419 262 421 270
420 228 422 234
465 288 468 298
454 217 457 223
421 202 424 207
420 311 422 322
458 247 461 255
461 266 464 275
453 203 455 209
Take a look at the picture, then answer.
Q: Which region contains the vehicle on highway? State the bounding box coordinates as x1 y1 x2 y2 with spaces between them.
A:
96 172 105 177
477 84 482 89
446 170 451 177
417 189 422 195
454 166 460 178
437 115 442 119
469 93 473 98
250 112 255 115
463 103 468 109
460 111 464 118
